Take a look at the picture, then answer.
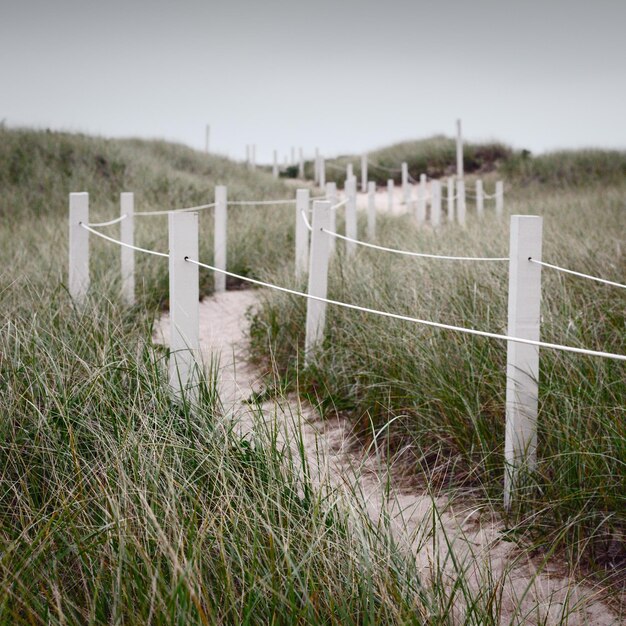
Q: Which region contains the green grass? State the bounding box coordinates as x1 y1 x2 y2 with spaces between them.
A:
250 174 626 585
1 126 623 623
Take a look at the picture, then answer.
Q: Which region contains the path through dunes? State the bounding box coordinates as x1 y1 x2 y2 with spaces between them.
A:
156 290 619 625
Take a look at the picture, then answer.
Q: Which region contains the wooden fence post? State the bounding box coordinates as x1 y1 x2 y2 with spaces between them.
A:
295 188 310 280
496 181 504 216
447 176 455 223
305 201 331 363
504 215 543 509
273 150 279 178
431 180 441 227
325 182 337 255
214 185 227 293
168 211 200 401
314 147 320 183
476 179 484 217
416 175 426 224
387 179 394 212
361 154 368 192
456 118 464 179
347 163 353 181
457 179 466 226
345 177 357 258
69 192 89 304
205 124 210 153
120 192 135 305
319 156 326 188
367 181 376 239
299 147 305 179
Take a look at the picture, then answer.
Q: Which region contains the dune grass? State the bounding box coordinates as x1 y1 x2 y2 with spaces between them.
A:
250 173 626 586
1 127 623 622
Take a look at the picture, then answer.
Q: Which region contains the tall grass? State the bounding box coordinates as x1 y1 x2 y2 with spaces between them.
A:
250 175 626 584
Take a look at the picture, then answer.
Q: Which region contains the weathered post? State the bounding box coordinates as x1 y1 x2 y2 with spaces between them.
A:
457 179 466 226
504 215 543 509
214 185 227 293
304 201 332 363
345 177 357 258
69 192 90 304
447 176 455 223
416 175 426 224
325 182 337 255
387 179 394 212
456 118 464 180
367 181 376 239
295 188 310 280
361 153 368 192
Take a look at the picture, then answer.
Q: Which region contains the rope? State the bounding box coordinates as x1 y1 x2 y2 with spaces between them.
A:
79 223 169 258
228 198 296 206
529 258 626 290
320 230 508 261
134 202 217 217
184 257 626 362
301 210 313 231
86 214 128 227
331 198 348 211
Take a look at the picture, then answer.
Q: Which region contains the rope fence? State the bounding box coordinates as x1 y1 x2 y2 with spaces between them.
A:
68 185 624 508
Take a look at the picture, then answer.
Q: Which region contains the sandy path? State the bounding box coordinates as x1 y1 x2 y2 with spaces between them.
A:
156 291 618 625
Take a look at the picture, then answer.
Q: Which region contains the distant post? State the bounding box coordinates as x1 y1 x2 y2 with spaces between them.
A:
214 185 227 293
504 215 543 509
447 176 455 223
387 179 394 212
401 162 409 208
496 181 504 216
345 177 357 258
314 147 320 183
361 154 368 192
456 118 464 180
273 150 279 178
347 163 353 181
319 155 326 188
299 147 305 179
325 182 337 254
69 192 90 304
457 179 466 226
431 180 441 227
416 174 426 224
476 179 484 217
120 192 135 305
295 188 310 280
205 124 210 153
367 181 376 239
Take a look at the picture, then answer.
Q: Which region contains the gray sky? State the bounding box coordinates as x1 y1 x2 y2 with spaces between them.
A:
1 0 624 162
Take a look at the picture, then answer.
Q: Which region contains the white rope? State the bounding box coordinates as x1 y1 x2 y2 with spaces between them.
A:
184 257 626 362
300 210 313 231
134 202 217 216
79 223 169 258
331 198 348 211
529 258 626 290
228 198 296 206
483 192 497 199
320 230 508 261
86 214 128 227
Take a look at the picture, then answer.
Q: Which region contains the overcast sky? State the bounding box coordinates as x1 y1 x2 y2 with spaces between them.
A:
1 0 624 163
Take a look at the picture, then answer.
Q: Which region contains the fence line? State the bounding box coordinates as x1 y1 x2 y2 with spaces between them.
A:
320 229 508 261
529 258 626 289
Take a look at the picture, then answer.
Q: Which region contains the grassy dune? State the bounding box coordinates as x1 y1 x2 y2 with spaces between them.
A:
1 127 624 622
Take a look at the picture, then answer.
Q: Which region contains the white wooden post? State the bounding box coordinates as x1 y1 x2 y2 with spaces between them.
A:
476 180 484 217
456 118 464 180
319 156 326 188
214 185 227 293
416 175 426 224
273 150 279 178
401 162 409 207
457 179 466 226
431 180 441 227
299 147 305 179
345 177 357 258
205 124 210 153
295 188 310 280
504 215 543 509
314 147 320 183
168 211 199 401
387 179 394 212
291 146 295 165
347 163 353 181
367 181 376 240
305 201 331 363
447 176 455 223
69 192 89 304
120 192 135 305
361 154 368 192
496 180 504 216
325 182 337 255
